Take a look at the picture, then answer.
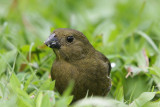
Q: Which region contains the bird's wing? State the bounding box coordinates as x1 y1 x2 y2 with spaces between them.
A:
96 51 111 76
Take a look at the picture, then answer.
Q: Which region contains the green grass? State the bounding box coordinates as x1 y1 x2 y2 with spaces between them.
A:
0 0 160 107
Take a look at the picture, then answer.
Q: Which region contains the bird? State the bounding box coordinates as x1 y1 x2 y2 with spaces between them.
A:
44 28 111 102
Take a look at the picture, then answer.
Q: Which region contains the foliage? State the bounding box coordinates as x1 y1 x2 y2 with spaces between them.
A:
0 0 160 106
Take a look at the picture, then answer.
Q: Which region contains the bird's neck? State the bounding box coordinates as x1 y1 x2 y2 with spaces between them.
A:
55 46 95 63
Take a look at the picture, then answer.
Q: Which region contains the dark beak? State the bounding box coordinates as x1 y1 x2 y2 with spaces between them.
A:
44 33 61 49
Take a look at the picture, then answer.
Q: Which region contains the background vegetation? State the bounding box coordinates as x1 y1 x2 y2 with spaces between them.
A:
0 0 160 106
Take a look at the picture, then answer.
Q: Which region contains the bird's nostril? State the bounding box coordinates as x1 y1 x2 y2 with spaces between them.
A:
51 42 56 45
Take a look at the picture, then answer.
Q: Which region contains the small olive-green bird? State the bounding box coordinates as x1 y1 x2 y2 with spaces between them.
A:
45 28 111 101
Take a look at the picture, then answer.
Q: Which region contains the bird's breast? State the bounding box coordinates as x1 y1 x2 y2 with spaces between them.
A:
51 57 111 97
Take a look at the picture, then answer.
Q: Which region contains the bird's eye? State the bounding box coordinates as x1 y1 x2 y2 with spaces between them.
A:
67 36 74 43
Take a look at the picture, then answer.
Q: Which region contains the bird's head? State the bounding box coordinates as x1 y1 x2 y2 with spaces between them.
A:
45 28 94 61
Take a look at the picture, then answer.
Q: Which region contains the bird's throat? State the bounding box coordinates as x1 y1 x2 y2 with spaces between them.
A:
53 49 61 60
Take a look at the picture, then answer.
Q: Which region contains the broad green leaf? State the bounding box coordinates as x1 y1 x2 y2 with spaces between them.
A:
0 96 17 107
36 92 43 107
66 96 73 105
154 54 160 68
10 73 21 88
116 86 124 102
17 95 33 107
24 74 34 91
149 67 160 89
62 81 74 97
142 101 160 107
39 79 54 90
130 92 156 107
49 81 55 90
11 87 35 107
41 94 51 107
123 75 152 102
54 98 68 107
